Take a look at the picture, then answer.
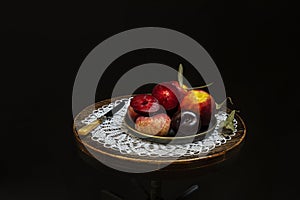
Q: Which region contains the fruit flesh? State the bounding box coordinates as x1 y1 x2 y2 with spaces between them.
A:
127 106 140 122
130 94 160 115
135 113 171 136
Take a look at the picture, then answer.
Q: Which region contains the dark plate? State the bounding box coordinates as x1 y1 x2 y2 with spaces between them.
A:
123 115 217 144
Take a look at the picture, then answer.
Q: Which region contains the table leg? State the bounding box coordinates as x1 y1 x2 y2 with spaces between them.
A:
150 180 163 200
175 185 199 200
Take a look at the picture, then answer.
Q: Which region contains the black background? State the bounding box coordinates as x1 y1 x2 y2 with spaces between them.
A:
0 1 294 200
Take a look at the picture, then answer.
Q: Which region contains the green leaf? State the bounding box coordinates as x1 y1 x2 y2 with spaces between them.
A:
219 110 236 132
178 64 183 87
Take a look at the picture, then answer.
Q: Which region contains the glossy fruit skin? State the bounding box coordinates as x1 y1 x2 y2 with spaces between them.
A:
135 113 171 136
152 83 178 111
168 81 188 101
152 81 188 111
180 90 216 126
130 94 160 116
171 110 201 136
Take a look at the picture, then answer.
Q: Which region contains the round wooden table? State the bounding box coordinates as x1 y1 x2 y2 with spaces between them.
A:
73 96 246 174
73 96 246 200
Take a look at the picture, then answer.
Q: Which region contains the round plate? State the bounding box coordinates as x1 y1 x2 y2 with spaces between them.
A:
123 115 217 144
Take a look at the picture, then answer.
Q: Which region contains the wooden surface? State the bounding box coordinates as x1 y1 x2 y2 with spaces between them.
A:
73 95 247 173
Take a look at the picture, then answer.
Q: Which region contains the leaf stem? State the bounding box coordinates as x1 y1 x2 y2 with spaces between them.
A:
178 64 183 87
186 82 214 90
216 97 233 110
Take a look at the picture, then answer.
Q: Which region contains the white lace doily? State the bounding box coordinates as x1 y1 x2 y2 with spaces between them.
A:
81 97 237 158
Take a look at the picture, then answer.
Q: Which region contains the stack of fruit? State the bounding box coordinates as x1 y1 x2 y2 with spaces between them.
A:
127 80 216 137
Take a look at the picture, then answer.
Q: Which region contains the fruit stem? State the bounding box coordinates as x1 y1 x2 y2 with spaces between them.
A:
186 82 214 90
